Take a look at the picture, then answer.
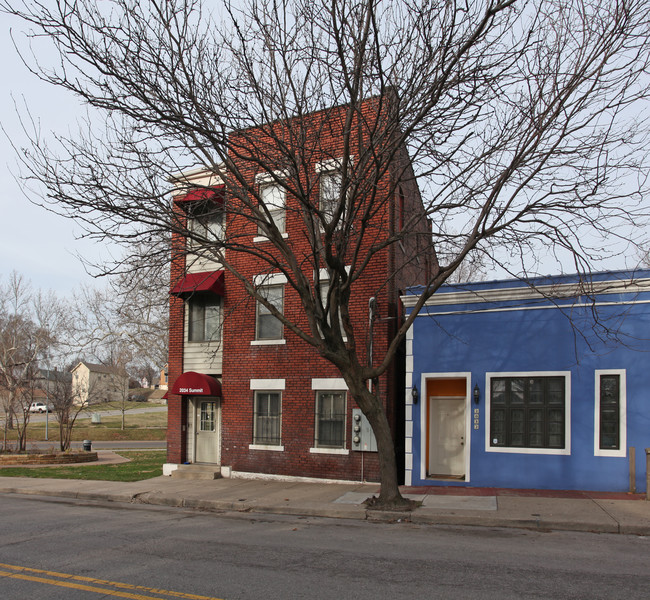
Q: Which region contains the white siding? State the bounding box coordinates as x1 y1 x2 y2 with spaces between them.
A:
183 305 223 373
186 254 223 274
184 341 223 372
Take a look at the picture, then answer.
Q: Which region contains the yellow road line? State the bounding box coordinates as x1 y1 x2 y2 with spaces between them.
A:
0 570 169 600
0 563 224 600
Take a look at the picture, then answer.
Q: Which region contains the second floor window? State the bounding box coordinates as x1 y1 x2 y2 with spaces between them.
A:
319 170 342 226
188 295 222 342
256 285 284 340
259 183 286 234
188 198 224 241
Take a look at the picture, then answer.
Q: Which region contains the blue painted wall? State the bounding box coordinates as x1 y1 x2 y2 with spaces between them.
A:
406 271 650 492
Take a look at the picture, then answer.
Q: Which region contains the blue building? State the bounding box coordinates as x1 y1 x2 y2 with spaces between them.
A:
402 270 650 493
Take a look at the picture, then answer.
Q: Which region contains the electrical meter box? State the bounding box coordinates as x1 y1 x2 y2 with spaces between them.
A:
351 408 377 452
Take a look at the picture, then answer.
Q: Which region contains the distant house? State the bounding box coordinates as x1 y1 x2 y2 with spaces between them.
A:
71 362 129 405
156 364 168 390
403 270 650 494
36 368 72 394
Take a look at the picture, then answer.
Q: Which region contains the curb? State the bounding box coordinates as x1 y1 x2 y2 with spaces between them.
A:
2 486 649 536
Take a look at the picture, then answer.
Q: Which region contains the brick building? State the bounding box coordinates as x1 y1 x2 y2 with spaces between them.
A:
165 99 432 482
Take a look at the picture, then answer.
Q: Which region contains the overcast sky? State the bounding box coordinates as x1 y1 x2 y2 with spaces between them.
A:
0 11 106 296
1 9 641 298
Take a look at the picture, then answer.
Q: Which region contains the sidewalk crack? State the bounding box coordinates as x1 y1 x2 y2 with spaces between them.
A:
589 497 621 533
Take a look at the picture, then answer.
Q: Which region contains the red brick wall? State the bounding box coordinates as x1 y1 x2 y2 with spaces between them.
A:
167 212 188 464
167 97 431 481
220 273 391 481
219 98 405 481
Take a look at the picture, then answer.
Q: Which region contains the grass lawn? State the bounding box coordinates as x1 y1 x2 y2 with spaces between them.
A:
84 400 168 412
4 411 167 442
0 451 165 481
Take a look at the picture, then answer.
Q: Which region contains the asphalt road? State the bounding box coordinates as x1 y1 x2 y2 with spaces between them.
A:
1 495 648 600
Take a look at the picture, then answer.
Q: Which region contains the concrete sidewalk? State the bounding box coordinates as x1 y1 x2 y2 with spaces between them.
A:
0 452 648 535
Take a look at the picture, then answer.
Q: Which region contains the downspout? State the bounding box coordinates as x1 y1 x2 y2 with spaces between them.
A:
368 296 377 393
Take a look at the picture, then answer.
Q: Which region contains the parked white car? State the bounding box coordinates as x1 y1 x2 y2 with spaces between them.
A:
29 402 52 413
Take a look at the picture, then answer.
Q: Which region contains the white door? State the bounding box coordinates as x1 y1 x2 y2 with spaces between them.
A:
428 397 466 478
194 398 220 464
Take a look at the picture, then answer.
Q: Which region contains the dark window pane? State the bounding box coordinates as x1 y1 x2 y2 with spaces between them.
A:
319 171 342 225
189 296 221 342
510 379 525 403
529 379 544 403
491 379 506 404
316 392 346 448
254 392 281 445
599 375 620 450
189 199 224 241
256 285 284 340
547 378 564 404
489 375 565 449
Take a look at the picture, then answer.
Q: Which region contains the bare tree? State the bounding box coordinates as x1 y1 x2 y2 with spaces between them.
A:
46 367 90 451
104 345 134 431
3 0 650 505
0 273 66 451
71 242 169 386
108 243 170 377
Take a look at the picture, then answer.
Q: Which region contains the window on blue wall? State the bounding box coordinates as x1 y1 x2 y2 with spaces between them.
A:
599 374 620 450
490 376 566 449
595 370 626 457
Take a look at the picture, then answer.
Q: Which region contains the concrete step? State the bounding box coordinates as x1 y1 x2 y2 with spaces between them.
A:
171 464 222 480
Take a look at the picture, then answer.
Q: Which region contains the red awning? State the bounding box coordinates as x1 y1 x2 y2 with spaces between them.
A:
171 372 222 397
171 271 225 297
174 185 225 204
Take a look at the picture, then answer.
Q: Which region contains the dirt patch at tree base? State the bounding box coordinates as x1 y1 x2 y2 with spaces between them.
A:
363 495 421 512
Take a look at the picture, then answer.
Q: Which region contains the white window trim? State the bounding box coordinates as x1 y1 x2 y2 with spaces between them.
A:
253 233 289 243
254 273 288 286
249 444 285 452
250 339 287 346
312 386 348 451
253 275 286 342
311 378 348 390
485 371 572 456
255 170 289 184
250 379 285 390
594 369 627 458
309 447 349 455
250 387 284 449
315 157 354 173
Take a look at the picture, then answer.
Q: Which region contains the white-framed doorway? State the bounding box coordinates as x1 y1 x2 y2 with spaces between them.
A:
422 374 471 481
191 397 221 464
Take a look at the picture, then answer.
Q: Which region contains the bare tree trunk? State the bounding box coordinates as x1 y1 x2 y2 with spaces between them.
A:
346 374 409 507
